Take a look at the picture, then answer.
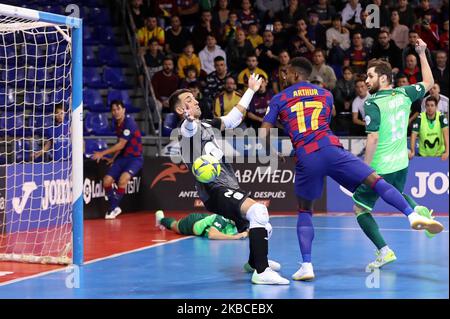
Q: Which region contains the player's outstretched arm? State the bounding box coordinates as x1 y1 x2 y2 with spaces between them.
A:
442 127 449 161
219 73 262 130
92 139 127 163
415 38 434 92
207 227 248 240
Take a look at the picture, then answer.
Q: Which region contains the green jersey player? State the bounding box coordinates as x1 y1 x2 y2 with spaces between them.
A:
155 210 249 240
353 39 443 269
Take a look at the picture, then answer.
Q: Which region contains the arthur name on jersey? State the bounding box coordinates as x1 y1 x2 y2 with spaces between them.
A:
293 88 319 97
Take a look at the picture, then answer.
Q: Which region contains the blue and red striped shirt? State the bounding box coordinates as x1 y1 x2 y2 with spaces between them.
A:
114 115 143 158
263 81 342 155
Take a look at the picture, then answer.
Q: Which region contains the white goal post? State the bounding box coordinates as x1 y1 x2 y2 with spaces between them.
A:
0 4 83 265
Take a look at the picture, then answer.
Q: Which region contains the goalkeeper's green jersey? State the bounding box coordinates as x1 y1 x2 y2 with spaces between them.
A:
364 83 426 174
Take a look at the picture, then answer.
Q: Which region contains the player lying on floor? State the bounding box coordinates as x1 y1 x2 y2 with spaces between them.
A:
155 210 249 240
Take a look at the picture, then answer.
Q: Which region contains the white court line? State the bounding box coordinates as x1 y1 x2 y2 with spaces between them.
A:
273 226 449 233
270 215 449 218
0 236 194 287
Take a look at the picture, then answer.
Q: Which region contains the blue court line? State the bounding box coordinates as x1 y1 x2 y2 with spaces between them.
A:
0 216 447 299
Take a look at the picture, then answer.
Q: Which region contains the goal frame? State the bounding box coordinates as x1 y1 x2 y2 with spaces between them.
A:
0 4 83 265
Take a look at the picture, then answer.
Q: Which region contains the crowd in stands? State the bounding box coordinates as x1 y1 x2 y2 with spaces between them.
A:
129 0 449 137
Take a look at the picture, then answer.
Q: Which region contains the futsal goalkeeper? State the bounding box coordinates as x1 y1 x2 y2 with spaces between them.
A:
155 210 249 240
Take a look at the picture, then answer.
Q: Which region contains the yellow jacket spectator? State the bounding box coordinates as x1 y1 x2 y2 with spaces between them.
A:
237 54 268 91
410 96 449 160
137 16 165 47
177 43 202 79
247 23 263 48
214 77 242 117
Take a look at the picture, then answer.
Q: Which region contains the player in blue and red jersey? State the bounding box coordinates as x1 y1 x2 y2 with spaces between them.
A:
261 57 443 281
92 100 143 219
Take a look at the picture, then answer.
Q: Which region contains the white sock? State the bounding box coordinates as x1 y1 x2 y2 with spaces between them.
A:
380 245 390 255
408 212 421 224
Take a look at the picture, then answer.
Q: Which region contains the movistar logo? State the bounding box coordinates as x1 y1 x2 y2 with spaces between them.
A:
424 137 440 149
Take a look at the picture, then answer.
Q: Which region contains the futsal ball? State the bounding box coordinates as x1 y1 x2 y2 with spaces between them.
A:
192 155 221 183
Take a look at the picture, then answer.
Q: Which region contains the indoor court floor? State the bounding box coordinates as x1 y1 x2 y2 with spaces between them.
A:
0 212 448 299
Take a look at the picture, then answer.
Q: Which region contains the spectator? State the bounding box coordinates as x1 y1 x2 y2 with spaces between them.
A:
32 103 68 162
246 75 272 130
432 50 449 97
272 49 290 94
179 65 200 88
247 23 263 48
280 0 306 30
397 0 416 27
237 53 268 91
310 48 337 90
199 34 227 75
178 0 200 27
414 12 440 51
307 9 327 49
255 0 286 25
351 78 369 136
130 0 148 30
403 53 422 84
137 16 165 49
326 14 351 67
437 1 448 27
402 30 434 70
272 18 288 49
440 20 449 51
225 28 254 75
213 0 231 33
341 0 362 30
145 39 165 78
288 18 315 60
390 9 410 49
214 76 242 117
192 10 218 52
344 32 369 76
332 66 355 135
222 11 241 43
395 74 421 130
410 96 449 160
415 0 437 21
154 0 179 27
313 0 336 28
238 0 258 31
165 15 192 57
421 83 449 116
152 56 180 112
188 81 213 119
256 30 280 75
177 42 202 79
369 30 402 73
204 56 231 103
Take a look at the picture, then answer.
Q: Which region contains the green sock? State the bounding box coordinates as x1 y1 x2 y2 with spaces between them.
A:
402 193 418 209
357 212 387 250
161 217 176 230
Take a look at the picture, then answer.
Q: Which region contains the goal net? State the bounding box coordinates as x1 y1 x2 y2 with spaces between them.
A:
0 5 83 264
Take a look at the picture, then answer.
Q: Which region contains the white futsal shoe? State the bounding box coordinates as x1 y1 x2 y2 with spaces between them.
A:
155 210 166 230
105 207 122 220
243 260 281 272
251 267 290 285
292 262 315 281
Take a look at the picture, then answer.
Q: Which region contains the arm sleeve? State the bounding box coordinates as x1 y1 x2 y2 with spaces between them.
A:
403 83 426 102
440 114 449 128
364 100 381 132
412 116 421 133
121 121 137 141
262 97 280 125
